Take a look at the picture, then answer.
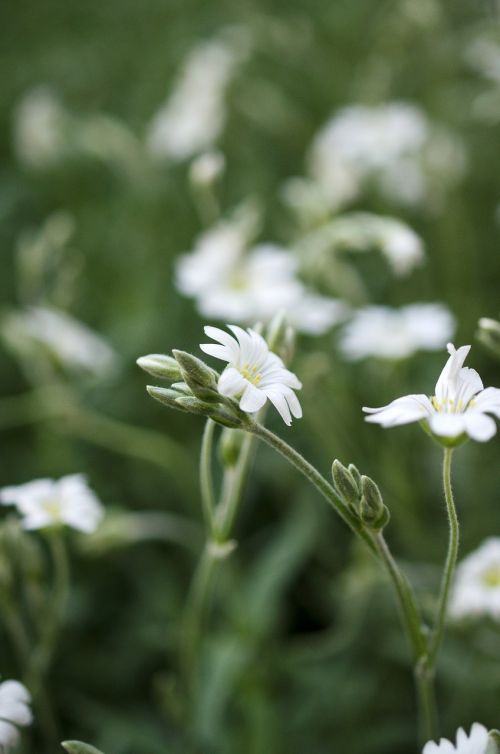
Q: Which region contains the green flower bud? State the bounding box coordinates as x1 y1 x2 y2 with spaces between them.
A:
207 406 243 429
146 385 190 411
266 310 288 352
347 463 362 491
218 428 244 466
172 350 219 400
62 742 107 754
487 730 500 754
136 354 181 380
331 460 360 508
359 475 390 530
175 395 216 415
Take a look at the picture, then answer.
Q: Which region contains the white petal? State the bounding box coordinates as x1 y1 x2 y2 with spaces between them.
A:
467 723 489 752
363 394 433 427
239 383 267 413
473 387 500 418
199 343 231 362
464 412 497 442
429 413 466 438
218 367 247 397
434 344 471 402
262 386 292 425
0 721 18 748
282 387 303 418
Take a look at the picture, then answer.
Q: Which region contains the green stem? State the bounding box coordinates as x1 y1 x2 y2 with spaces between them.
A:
199 420 216 531
214 433 255 541
430 447 459 663
246 421 376 554
373 533 436 742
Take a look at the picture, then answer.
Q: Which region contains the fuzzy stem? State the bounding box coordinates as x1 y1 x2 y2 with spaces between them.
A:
430 447 459 663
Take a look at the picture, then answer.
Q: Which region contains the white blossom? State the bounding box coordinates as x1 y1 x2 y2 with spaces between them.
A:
449 538 500 621
0 475 104 533
422 723 489 754
2 306 117 377
308 102 464 209
147 37 242 161
0 680 32 751
12 86 68 168
175 217 345 335
200 325 302 425
363 343 500 442
339 304 455 361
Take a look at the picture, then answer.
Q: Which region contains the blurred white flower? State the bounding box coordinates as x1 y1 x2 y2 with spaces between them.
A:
189 150 225 186
449 538 500 621
422 723 489 754
176 216 345 335
200 325 302 425
147 37 243 161
13 86 68 168
313 212 424 277
0 680 32 751
339 304 455 361
0 474 104 533
2 306 117 377
364 343 500 442
309 102 464 209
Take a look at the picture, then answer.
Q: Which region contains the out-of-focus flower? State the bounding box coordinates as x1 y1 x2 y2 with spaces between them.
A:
200 325 302 425
297 212 424 277
13 86 68 168
339 304 455 361
2 306 117 377
449 538 500 621
308 102 465 209
0 475 104 533
0 680 32 751
422 723 489 754
364 343 500 442
189 150 225 186
147 35 245 161
176 215 345 334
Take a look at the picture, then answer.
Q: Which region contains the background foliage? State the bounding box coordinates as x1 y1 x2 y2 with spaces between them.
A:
1 1 500 752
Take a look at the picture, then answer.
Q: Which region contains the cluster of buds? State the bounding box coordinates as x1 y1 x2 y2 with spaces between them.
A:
137 350 246 428
331 460 390 532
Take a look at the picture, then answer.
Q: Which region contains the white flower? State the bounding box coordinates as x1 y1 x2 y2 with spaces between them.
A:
0 680 32 751
2 306 117 377
363 343 500 442
200 325 302 425
0 475 104 533
294 212 424 278
308 102 464 209
449 538 500 621
147 37 243 161
422 723 489 754
176 217 345 335
339 304 455 361
12 86 68 168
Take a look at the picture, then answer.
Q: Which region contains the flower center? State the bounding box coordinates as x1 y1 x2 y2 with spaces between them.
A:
431 396 469 414
240 363 262 386
43 497 63 520
482 565 500 588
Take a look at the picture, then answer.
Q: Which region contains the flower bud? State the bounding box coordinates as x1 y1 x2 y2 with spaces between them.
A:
189 150 225 187
62 742 106 754
146 385 190 412
265 312 296 365
487 730 500 754
207 406 243 429
331 460 360 508
172 350 219 400
348 463 362 491
218 428 243 466
359 475 390 530
175 395 216 415
136 354 182 380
